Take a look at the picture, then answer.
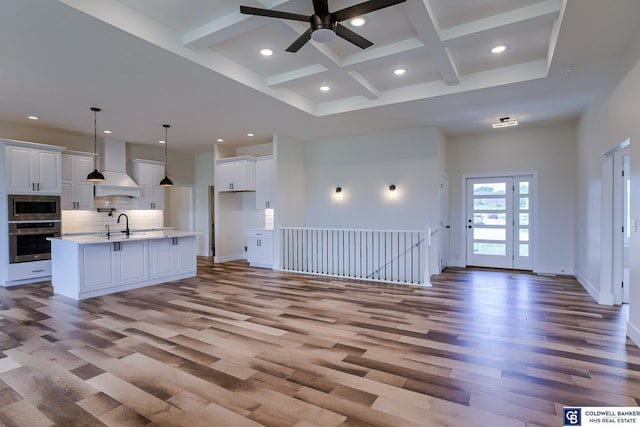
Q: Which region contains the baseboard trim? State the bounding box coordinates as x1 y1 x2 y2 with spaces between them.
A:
575 271 613 305
214 253 245 263
627 321 640 349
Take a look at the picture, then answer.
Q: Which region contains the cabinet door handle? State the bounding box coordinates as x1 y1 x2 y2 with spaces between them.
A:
37 183 40 191
32 269 45 273
113 242 121 251
32 183 35 191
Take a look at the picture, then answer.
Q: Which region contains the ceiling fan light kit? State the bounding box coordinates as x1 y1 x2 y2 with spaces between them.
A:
240 0 406 52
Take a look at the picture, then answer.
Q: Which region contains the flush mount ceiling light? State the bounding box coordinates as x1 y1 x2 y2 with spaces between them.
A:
86 107 105 182
159 124 174 187
393 68 406 76
349 17 366 27
320 85 331 92
259 48 274 56
492 116 518 128
27 115 39 120
247 133 254 137
217 138 224 142
490 44 507 54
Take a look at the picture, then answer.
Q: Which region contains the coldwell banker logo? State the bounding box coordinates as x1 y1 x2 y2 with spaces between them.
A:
564 408 581 426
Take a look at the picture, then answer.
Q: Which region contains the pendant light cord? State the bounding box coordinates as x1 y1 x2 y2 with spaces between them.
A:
164 124 169 175
94 109 98 170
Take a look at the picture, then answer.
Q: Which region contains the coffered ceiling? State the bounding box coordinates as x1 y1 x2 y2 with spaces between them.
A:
1 0 639 152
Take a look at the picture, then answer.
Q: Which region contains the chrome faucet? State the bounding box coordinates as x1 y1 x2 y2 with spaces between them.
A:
105 224 110 238
117 213 130 236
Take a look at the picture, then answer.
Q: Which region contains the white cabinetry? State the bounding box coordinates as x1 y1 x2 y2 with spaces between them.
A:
50 232 196 299
130 159 165 210
247 229 273 268
149 236 196 278
217 156 256 192
61 152 94 210
255 156 275 209
81 240 148 292
5 144 62 194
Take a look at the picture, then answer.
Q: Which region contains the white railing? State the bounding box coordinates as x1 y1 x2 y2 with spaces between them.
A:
279 227 429 285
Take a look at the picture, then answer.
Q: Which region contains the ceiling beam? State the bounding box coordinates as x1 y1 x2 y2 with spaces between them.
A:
440 0 562 46
182 0 308 49
405 0 459 85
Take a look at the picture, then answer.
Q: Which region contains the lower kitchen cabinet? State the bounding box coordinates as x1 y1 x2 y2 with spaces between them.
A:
149 236 196 279
247 229 273 268
50 232 197 300
81 240 148 292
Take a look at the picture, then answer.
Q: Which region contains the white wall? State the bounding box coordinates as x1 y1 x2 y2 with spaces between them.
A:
446 124 576 273
575 29 640 342
195 151 215 256
304 127 444 231
275 135 306 228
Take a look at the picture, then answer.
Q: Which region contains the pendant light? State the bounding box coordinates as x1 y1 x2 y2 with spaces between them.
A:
159 124 174 186
86 107 105 182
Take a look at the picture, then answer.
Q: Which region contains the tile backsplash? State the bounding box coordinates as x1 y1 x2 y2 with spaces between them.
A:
61 207 163 234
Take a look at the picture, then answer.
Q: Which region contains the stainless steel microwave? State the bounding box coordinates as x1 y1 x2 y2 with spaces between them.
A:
8 194 61 221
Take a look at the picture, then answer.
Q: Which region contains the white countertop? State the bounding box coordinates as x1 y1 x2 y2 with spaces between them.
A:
49 230 198 245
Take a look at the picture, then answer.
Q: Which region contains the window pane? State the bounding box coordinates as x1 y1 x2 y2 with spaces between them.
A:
519 181 529 195
519 244 529 257
519 213 529 225
479 213 506 225
474 183 506 195
474 228 506 241
474 243 506 256
519 228 529 242
474 198 506 210
519 197 529 210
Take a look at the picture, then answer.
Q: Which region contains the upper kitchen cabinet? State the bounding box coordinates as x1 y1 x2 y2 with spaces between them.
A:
4 141 64 194
255 156 274 209
61 152 94 210
130 159 165 210
217 156 256 192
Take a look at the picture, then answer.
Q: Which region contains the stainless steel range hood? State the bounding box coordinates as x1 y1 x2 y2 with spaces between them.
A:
94 138 141 198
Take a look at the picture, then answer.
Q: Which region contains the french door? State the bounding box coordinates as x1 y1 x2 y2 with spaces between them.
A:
466 175 533 270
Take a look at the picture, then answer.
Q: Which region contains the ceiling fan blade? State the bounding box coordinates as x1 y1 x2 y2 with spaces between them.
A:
286 29 313 52
335 23 373 49
312 0 329 16
240 6 309 22
333 0 406 22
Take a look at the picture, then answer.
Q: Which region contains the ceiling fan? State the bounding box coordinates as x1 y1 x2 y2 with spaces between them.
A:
240 0 406 52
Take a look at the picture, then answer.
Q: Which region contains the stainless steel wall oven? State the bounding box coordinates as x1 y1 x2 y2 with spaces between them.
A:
8 222 61 263
8 195 61 263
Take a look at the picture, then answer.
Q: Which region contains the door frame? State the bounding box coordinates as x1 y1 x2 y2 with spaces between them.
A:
462 171 538 270
608 141 630 304
439 174 450 272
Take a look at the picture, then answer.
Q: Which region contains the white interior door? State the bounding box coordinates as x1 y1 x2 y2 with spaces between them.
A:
466 175 534 270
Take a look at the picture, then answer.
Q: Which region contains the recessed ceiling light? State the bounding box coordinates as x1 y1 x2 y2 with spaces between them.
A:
27 115 39 120
349 17 366 27
393 68 406 76
490 45 507 54
259 48 273 56
103 130 112 134
217 138 224 142
159 140 166 144
247 133 254 137
320 85 331 92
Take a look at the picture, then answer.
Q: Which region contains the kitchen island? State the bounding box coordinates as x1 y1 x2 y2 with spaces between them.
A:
48 230 198 300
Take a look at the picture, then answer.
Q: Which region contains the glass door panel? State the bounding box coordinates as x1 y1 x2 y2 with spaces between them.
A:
466 175 534 270
466 177 514 268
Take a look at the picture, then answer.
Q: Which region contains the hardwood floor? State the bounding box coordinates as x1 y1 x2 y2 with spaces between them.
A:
0 260 638 426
